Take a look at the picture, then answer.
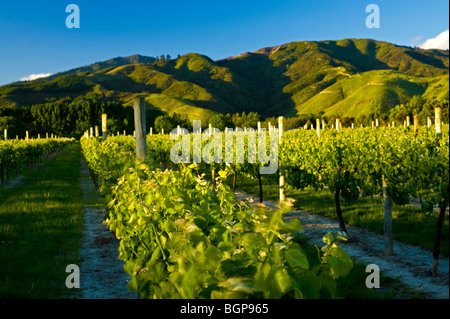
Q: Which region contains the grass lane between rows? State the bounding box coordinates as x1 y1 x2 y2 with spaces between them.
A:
0 142 83 298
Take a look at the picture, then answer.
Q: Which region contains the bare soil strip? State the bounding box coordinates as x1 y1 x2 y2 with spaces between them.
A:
78 157 136 299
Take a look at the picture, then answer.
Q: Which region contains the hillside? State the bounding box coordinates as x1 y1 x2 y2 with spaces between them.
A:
0 39 448 123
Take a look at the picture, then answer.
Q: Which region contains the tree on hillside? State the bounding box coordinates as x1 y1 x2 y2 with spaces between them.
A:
408 95 426 114
172 113 192 130
208 113 233 131
231 112 260 129
154 115 176 133
389 103 412 123
418 99 439 124
0 116 25 138
370 98 389 121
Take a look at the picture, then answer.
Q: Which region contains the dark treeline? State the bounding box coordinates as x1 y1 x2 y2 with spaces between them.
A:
0 98 164 138
1 96 448 138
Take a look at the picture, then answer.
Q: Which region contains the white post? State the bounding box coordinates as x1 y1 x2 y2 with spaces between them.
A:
406 116 410 127
278 116 285 202
335 119 339 132
3 129 7 141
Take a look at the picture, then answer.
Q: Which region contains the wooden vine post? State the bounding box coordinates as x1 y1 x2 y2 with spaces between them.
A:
382 175 394 256
413 114 419 135
432 107 446 276
279 116 285 202
134 97 147 160
4 129 7 141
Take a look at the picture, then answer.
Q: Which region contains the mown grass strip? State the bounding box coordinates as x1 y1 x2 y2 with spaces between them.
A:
0 142 83 298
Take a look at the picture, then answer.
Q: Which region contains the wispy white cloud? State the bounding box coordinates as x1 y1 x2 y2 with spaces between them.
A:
20 73 52 82
409 36 423 45
419 30 449 50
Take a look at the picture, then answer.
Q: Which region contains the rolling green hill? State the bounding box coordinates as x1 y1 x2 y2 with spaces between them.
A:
0 39 448 123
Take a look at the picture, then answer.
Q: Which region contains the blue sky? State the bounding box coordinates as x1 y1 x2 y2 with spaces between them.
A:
0 0 448 86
